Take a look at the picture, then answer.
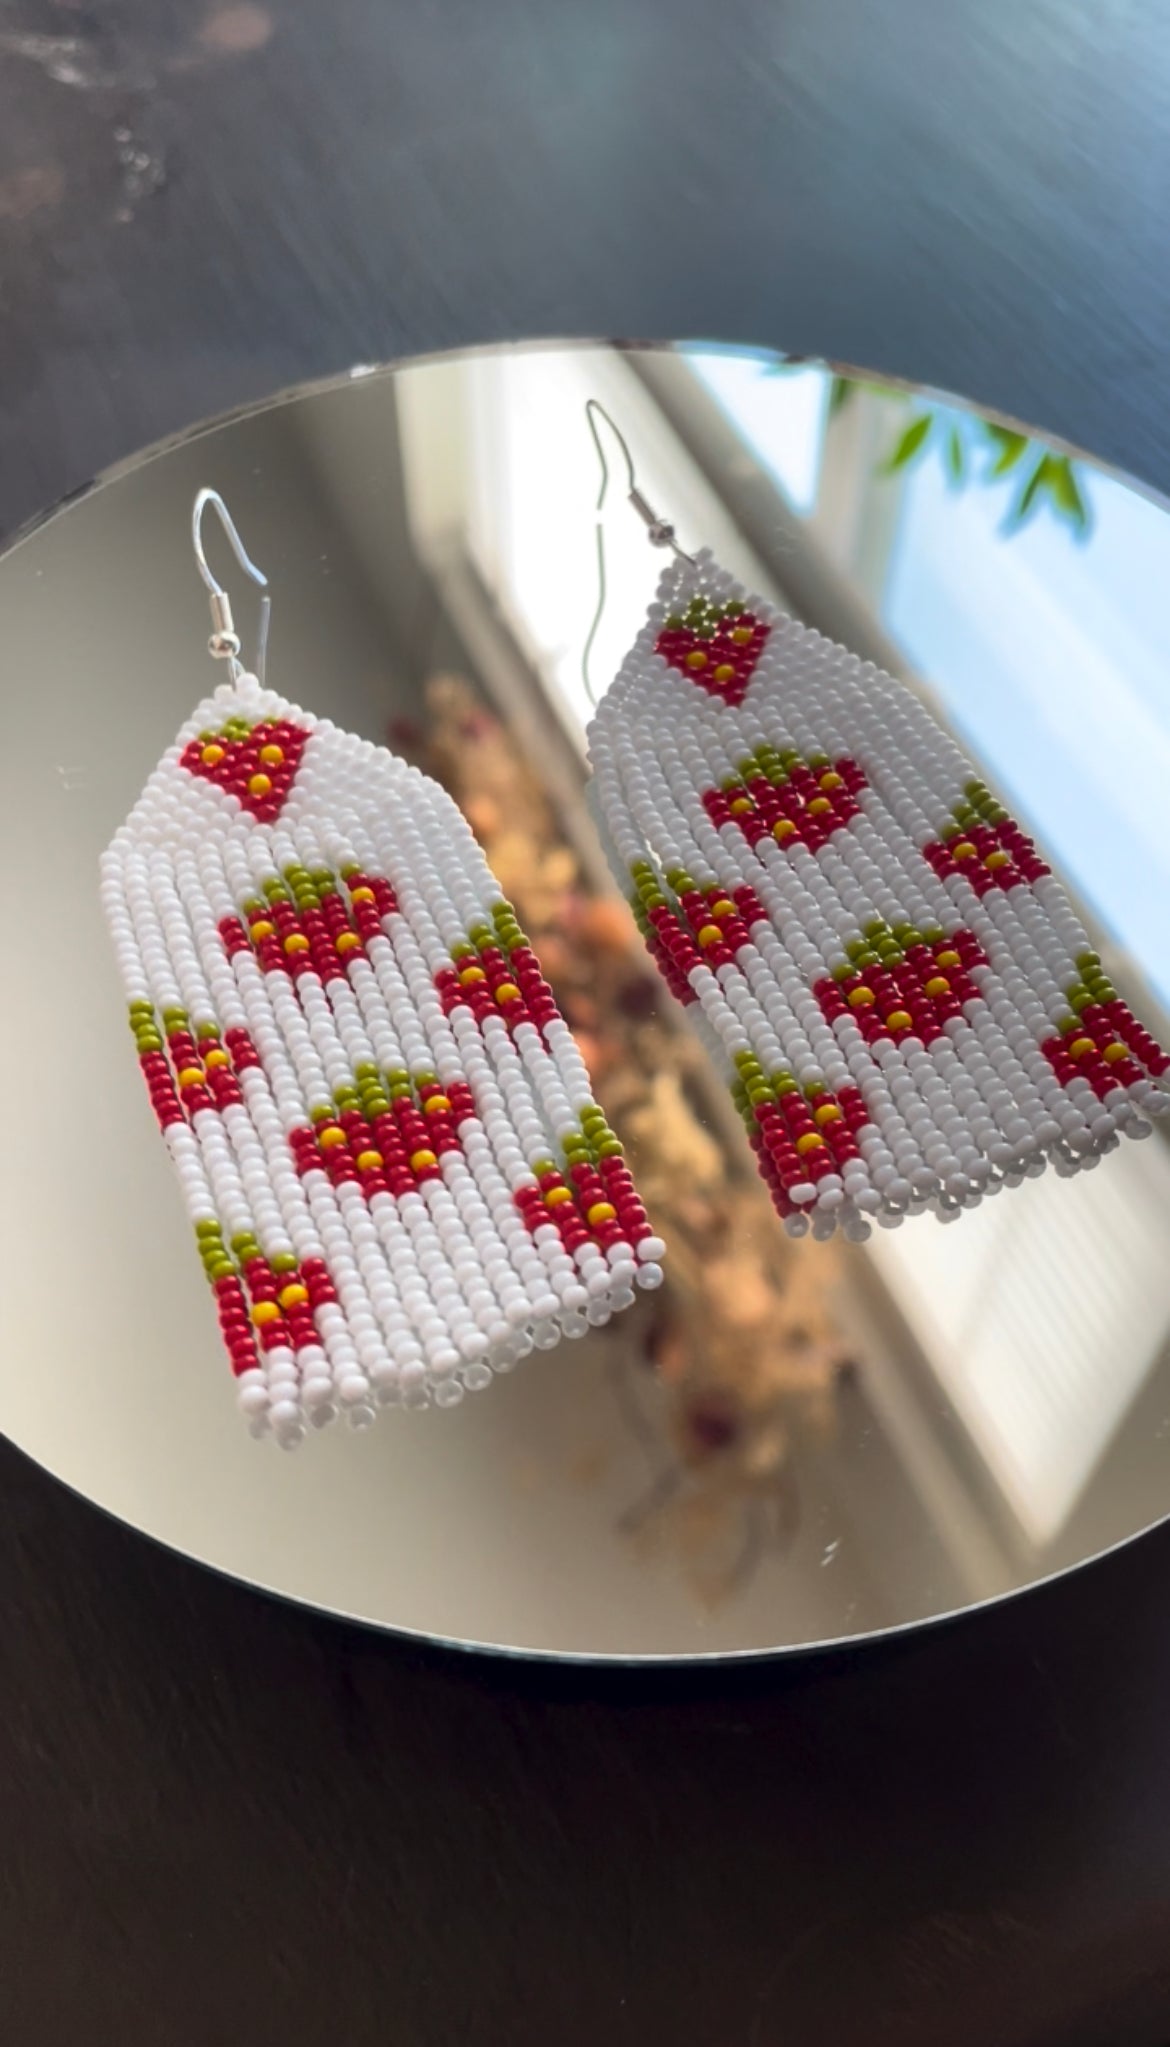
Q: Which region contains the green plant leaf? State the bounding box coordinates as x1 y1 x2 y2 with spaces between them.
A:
982 424 1029 476
880 412 933 474
828 375 853 417
945 424 966 484
1006 453 1055 530
1047 455 1091 536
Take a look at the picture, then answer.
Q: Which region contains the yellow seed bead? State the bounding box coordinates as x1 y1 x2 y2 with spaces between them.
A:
714 663 736 683
730 797 755 815
924 976 950 998
731 625 753 644
459 965 487 984
936 949 961 969
356 1149 383 1171
350 885 375 904
814 1103 843 1126
495 981 521 1001
1103 1042 1127 1063
951 840 977 860
984 849 1010 869
318 1126 347 1148
710 899 735 919
586 1201 617 1226
685 649 709 671
848 986 875 1008
278 1282 309 1309
423 1095 451 1115
410 1149 438 1172
807 796 832 816
248 772 273 798
200 742 225 765
203 1048 230 1069
886 1010 913 1031
335 931 361 953
252 1301 281 1326
177 1066 204 1087
819 771 844 791
772 818 797 841
1069 1036 1096 1059
259 743 284 766
250 919 275 941
545 1186 573 1206
284 933 310 953
795 1132 825 1155
697 924 723 947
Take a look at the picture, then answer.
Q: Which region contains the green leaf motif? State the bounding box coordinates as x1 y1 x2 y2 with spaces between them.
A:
881 413 932 474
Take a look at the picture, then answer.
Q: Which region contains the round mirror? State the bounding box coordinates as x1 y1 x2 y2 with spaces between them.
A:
3 340 1169 1659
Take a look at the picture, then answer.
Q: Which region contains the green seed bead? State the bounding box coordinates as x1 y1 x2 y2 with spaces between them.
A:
271 1252 298 1274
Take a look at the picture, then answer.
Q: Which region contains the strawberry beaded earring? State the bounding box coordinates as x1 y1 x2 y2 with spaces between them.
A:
582 404 1169 1245
101 489 663 1446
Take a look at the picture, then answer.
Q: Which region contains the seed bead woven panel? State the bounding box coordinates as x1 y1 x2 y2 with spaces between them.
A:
586 548 1170 1245
101 677 663 1447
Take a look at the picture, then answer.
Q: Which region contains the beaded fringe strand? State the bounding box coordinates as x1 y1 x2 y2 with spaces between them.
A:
587 549 1170 1245
102 676 662 1446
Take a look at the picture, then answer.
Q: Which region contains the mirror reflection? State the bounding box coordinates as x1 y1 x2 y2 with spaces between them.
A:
2 340 1168 1657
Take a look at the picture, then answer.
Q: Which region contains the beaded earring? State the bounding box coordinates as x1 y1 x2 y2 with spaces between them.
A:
583 405 1169 1245
101 490 663 1446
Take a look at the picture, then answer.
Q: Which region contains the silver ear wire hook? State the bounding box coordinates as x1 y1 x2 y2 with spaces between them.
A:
192 487 271 689
581 400 695 705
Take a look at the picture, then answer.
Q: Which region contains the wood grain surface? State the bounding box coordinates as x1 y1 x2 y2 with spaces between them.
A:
3 2 1170 2040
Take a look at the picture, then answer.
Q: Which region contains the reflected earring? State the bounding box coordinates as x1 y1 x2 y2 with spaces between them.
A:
582 403 1169 1244
101 489 662 1446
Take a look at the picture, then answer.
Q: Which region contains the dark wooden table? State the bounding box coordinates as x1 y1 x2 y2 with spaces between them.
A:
3 4 1170 2040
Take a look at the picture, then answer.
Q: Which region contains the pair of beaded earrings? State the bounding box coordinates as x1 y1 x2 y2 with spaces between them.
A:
105 407 1169 1445
102 490 664 1447
582 404 1169 1245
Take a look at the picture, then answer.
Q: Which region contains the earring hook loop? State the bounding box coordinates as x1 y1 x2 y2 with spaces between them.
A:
192 487 271 688
581 400 695 705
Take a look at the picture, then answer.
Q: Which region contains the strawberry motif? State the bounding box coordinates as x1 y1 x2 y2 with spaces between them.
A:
179 715 309 823
655 594 770 706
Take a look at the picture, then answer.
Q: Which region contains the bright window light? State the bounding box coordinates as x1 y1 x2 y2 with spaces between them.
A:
868 1135 1170 1543
460 349 781 737
885 446 1170 1012
685 350 828 514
